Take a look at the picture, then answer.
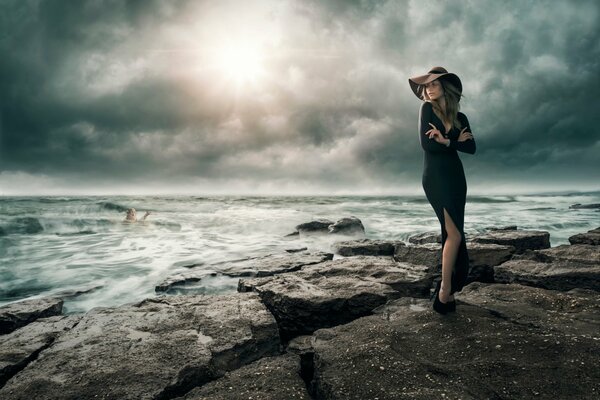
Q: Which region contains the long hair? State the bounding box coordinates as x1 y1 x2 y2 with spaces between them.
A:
420 78 464 130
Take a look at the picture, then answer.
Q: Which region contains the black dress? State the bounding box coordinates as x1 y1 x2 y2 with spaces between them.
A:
418 101 476 295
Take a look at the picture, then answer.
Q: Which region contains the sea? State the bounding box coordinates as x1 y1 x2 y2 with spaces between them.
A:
1 192 598 314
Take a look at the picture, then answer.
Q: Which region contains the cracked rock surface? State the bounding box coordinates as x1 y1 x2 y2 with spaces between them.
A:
0 293 280 400
306 283 600 399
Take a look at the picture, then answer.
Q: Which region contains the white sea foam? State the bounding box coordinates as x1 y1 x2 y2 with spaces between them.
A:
0 193 598 312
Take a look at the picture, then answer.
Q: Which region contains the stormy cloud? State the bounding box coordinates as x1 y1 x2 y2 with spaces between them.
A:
0 0 598 195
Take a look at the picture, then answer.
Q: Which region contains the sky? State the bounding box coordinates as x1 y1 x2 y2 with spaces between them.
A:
0 0 599 196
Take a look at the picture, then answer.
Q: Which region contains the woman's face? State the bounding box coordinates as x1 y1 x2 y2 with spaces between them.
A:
424 79 444 101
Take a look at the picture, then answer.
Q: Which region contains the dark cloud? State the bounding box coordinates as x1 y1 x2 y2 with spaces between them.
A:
0 0 598 194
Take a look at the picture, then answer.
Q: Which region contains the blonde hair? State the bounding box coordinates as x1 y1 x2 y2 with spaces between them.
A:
420 78 464 130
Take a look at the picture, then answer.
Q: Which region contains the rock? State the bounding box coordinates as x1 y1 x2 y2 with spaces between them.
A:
285 335 314 356
407 231 441 244
393 242 515 283
0 297 63 335
304 283 600 399
569 203 600 209
464 242 515 283
494 244 600 291
513 243 600 265
295 219 334 234
285 247 308 253
327 216 365 236
52 284 104 300
393 242 440 267
471 229 550 253
238 256 431 341
176 354 311 400
459 282 600 337
155 270 219 292
0 293 280 400
332 239 405 256
569 226 600 245
156 252 333 293
0 315 81 387
487 225 518 231
220 251 334 278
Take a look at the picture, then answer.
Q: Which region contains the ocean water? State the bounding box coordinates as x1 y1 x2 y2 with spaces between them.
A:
1 192 598 313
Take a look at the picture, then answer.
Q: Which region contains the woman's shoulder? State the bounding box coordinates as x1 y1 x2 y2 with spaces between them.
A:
457 111 469 121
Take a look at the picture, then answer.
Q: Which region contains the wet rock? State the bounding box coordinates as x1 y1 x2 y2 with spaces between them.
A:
305 283 600 399
0 293 280 400
176 354 311 400
407 231 440 244
285 247 308 253
569 226 600 245
155 270 219 292
295 219 334 234
0 297 63 335
238 256 431 341
569 203 600 209
156 251 333 293
332 239 405 256
471 229 550 253
327 216 365 236
0 315 81 388
219 251 334 278
494 244 600 291
487 225 518 231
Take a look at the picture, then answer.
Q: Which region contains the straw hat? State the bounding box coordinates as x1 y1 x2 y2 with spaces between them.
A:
408 66 462 100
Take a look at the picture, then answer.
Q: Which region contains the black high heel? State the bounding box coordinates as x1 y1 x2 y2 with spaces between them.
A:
431 280 449 315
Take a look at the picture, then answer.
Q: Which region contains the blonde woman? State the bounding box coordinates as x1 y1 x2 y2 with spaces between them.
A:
408 66 476 314
124 208 151 223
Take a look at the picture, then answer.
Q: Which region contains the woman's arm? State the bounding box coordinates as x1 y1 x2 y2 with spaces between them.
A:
449 113 476 154
418 102 454 153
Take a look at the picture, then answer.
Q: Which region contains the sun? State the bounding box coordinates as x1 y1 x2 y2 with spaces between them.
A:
215 43 266 86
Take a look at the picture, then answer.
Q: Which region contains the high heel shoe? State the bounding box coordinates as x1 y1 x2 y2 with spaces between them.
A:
447 300 456 312
431 280 449 315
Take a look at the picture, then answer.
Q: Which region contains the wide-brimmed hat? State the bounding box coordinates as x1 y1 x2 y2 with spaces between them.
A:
408 66 462 100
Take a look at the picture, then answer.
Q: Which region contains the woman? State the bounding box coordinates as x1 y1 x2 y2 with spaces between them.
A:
408 66 476 314
124 208 151 223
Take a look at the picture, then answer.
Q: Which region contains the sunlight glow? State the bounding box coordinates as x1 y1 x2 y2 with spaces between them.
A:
215 43 266 86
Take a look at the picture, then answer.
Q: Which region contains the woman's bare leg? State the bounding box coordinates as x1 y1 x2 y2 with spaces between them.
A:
440 208 461 303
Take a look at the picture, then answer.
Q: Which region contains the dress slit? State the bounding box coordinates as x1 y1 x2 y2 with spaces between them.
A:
436 200 469 295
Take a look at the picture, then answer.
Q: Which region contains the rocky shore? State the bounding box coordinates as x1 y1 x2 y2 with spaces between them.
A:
1 221 599 399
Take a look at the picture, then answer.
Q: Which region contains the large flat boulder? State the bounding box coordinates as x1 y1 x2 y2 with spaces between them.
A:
0 297 63 335
407 231 440 244
239 256 431 341
394 242 514 283
0 315 81 388
494 244 600 291
0 293 280 400
304 283 600 399
176 354 311 400
156 251 333 292
471 229 550 253
332 239 405 256
569 226 600 245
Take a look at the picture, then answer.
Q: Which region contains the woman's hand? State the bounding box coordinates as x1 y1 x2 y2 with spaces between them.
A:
425 123 447 144
458 127 474 142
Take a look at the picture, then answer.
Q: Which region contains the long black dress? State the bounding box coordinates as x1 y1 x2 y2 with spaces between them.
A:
418 101 476 295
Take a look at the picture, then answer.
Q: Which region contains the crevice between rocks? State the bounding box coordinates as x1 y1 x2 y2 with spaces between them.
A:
0 338 54 389
0 316 83 390
299 351 317 399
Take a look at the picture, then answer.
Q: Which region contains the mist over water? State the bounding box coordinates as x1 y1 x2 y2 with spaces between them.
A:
1 192 598 313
